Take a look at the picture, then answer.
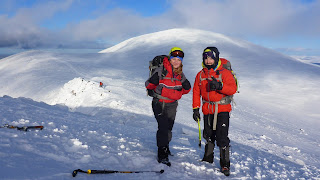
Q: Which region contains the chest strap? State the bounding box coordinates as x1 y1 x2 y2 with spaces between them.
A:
199 71 222 86
162 77 181 82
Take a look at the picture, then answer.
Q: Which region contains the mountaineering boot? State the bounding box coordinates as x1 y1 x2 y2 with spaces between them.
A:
157 146 171 167
202 141 214 163
219 146 230 176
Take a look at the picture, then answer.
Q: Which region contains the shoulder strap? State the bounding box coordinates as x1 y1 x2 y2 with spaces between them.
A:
161 65 168 78
199 70 205 86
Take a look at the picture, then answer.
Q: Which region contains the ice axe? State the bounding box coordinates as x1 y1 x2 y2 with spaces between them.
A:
197 117 201 148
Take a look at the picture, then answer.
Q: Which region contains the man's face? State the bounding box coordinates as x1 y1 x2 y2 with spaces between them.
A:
204 56 215 65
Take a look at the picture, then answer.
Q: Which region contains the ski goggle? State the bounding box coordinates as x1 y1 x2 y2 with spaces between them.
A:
170 50 184 58
202 51 216 60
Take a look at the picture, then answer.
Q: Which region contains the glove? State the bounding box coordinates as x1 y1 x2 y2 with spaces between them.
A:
147 89 154 96
209 78 222 91
182 79 191 90
193 108 201 122
149 72 159 85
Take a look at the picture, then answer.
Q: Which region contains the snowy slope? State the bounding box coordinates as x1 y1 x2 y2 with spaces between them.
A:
292 55 320 67
0 28 320 179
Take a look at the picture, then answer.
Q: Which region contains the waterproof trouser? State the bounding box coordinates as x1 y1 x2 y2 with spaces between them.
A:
203 112 230 147
152 98 178 148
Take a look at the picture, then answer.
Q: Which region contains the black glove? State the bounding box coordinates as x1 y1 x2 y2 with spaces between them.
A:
147 89 154 96
182 79 191 90
209 78 222 91
193 108 201 122
149 72 159 85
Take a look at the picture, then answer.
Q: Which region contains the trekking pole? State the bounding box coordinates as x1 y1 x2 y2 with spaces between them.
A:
1 124 44 131
17 126 44 131
197 118 201 148
72 169 164 177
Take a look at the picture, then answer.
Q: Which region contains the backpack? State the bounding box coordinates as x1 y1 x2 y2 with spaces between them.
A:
220 58 239 93
147 55 168 97
148 55 168 79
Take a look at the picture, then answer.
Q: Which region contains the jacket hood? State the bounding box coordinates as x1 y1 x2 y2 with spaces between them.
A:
163 56 173 74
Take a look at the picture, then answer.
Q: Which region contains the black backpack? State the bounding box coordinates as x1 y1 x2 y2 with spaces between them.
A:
149 55 168 78
147 55 168 97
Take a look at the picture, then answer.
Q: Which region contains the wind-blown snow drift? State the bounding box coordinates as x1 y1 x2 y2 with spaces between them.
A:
0 28 319 179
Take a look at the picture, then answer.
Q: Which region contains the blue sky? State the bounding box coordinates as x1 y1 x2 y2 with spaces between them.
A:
0 0 319 56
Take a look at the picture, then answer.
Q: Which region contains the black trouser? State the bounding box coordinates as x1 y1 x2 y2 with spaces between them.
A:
152 98 178 148
203 112 230 147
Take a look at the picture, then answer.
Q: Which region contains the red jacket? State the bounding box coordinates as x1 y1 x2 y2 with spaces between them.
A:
146 57 191 103
193 58 237 115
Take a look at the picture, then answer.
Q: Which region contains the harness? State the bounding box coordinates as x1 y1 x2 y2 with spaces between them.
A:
199 70 233 130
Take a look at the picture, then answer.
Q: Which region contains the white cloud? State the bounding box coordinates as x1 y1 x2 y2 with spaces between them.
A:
0 0 73 48
63 8 153 42
163 0 320 37
0 0 319 50
63 0 320 44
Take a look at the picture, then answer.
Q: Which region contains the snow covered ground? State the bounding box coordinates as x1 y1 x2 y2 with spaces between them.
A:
0 29 319 179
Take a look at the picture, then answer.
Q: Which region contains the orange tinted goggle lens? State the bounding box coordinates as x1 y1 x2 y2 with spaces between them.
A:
171 50 184 58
